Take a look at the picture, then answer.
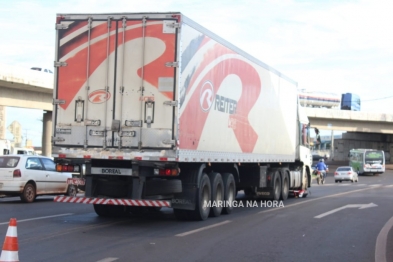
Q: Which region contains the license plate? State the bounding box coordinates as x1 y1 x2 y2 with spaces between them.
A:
67 178 85 186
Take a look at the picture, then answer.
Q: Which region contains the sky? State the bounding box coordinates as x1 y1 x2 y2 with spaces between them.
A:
1 0 393 146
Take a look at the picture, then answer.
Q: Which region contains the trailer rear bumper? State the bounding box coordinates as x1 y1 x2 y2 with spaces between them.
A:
54 196 171 207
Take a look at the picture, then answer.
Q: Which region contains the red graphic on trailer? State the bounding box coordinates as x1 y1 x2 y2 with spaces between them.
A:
57 20 175 110
180 42 261 153
88 90 111 103
199 81 214 112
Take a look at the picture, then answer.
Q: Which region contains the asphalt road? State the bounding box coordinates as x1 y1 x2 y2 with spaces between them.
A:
1 169 392 262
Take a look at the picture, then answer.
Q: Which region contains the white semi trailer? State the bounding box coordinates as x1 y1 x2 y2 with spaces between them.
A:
52 12 313 220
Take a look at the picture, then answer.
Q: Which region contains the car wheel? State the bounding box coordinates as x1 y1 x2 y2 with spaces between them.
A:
66 185 77 197
20 183 36 203
335 180 338 183
351 180 353 183
339 181 342 183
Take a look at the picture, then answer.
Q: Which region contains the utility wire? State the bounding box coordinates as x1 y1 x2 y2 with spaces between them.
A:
362 95 393 102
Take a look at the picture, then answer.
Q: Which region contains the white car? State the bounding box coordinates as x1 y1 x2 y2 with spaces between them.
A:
0 155 76 203
334 166 359 183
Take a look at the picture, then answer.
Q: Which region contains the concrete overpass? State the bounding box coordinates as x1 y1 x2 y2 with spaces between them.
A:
0 64 393 158
304 107 393 163
304 107 393 134
0 64 53 156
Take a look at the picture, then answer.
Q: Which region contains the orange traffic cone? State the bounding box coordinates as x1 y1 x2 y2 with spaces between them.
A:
0 218 19 262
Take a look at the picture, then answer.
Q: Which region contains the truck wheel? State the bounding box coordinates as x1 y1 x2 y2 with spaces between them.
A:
272 172 281 201
209 172 224 217
302 174 309 198
222 173 236 215
280 172 289 201
145 179 182 196
93 204 126 217
190 173 211 221
20 183 36 203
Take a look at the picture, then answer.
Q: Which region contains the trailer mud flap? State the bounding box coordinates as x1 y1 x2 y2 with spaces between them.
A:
171 184 196 210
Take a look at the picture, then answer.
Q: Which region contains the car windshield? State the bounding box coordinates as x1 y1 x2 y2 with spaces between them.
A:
0 156 20 168
337 167 351 171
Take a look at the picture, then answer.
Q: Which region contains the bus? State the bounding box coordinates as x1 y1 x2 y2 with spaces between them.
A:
341 93 361 111
349 149 385 175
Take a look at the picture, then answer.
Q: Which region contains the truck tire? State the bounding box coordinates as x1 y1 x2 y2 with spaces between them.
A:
93 204 126 217
280 172 289 201
272 172 281 201
209 172 224 217
302 173 309 198
222 173 236 215
190 173 211 221
145 179 182 196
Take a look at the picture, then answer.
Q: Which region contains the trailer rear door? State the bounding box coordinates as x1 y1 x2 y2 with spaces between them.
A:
54 15 178 150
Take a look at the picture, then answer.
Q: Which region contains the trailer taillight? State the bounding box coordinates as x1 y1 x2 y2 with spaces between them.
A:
156 168 179 176
56 164 80 173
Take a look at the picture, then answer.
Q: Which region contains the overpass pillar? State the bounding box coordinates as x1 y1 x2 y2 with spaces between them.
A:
42 111 52 157
331 130 335 160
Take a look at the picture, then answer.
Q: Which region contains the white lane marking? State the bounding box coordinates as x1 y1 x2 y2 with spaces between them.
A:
258 186 382 214
315 203 377 219
96 258 119 262
0 213 74 225
384 185 393 188
375 216 393 262
316 184 366 186
370 184 382 187
175 220 232 237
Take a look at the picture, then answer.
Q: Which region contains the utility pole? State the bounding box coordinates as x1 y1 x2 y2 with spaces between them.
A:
23 129 29 147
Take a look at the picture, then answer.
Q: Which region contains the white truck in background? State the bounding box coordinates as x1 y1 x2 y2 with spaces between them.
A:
11 147 37 155
0 139 11 155
52 12 313 220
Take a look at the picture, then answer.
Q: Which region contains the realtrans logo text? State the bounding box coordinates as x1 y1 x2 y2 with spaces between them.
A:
199 81 237 114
